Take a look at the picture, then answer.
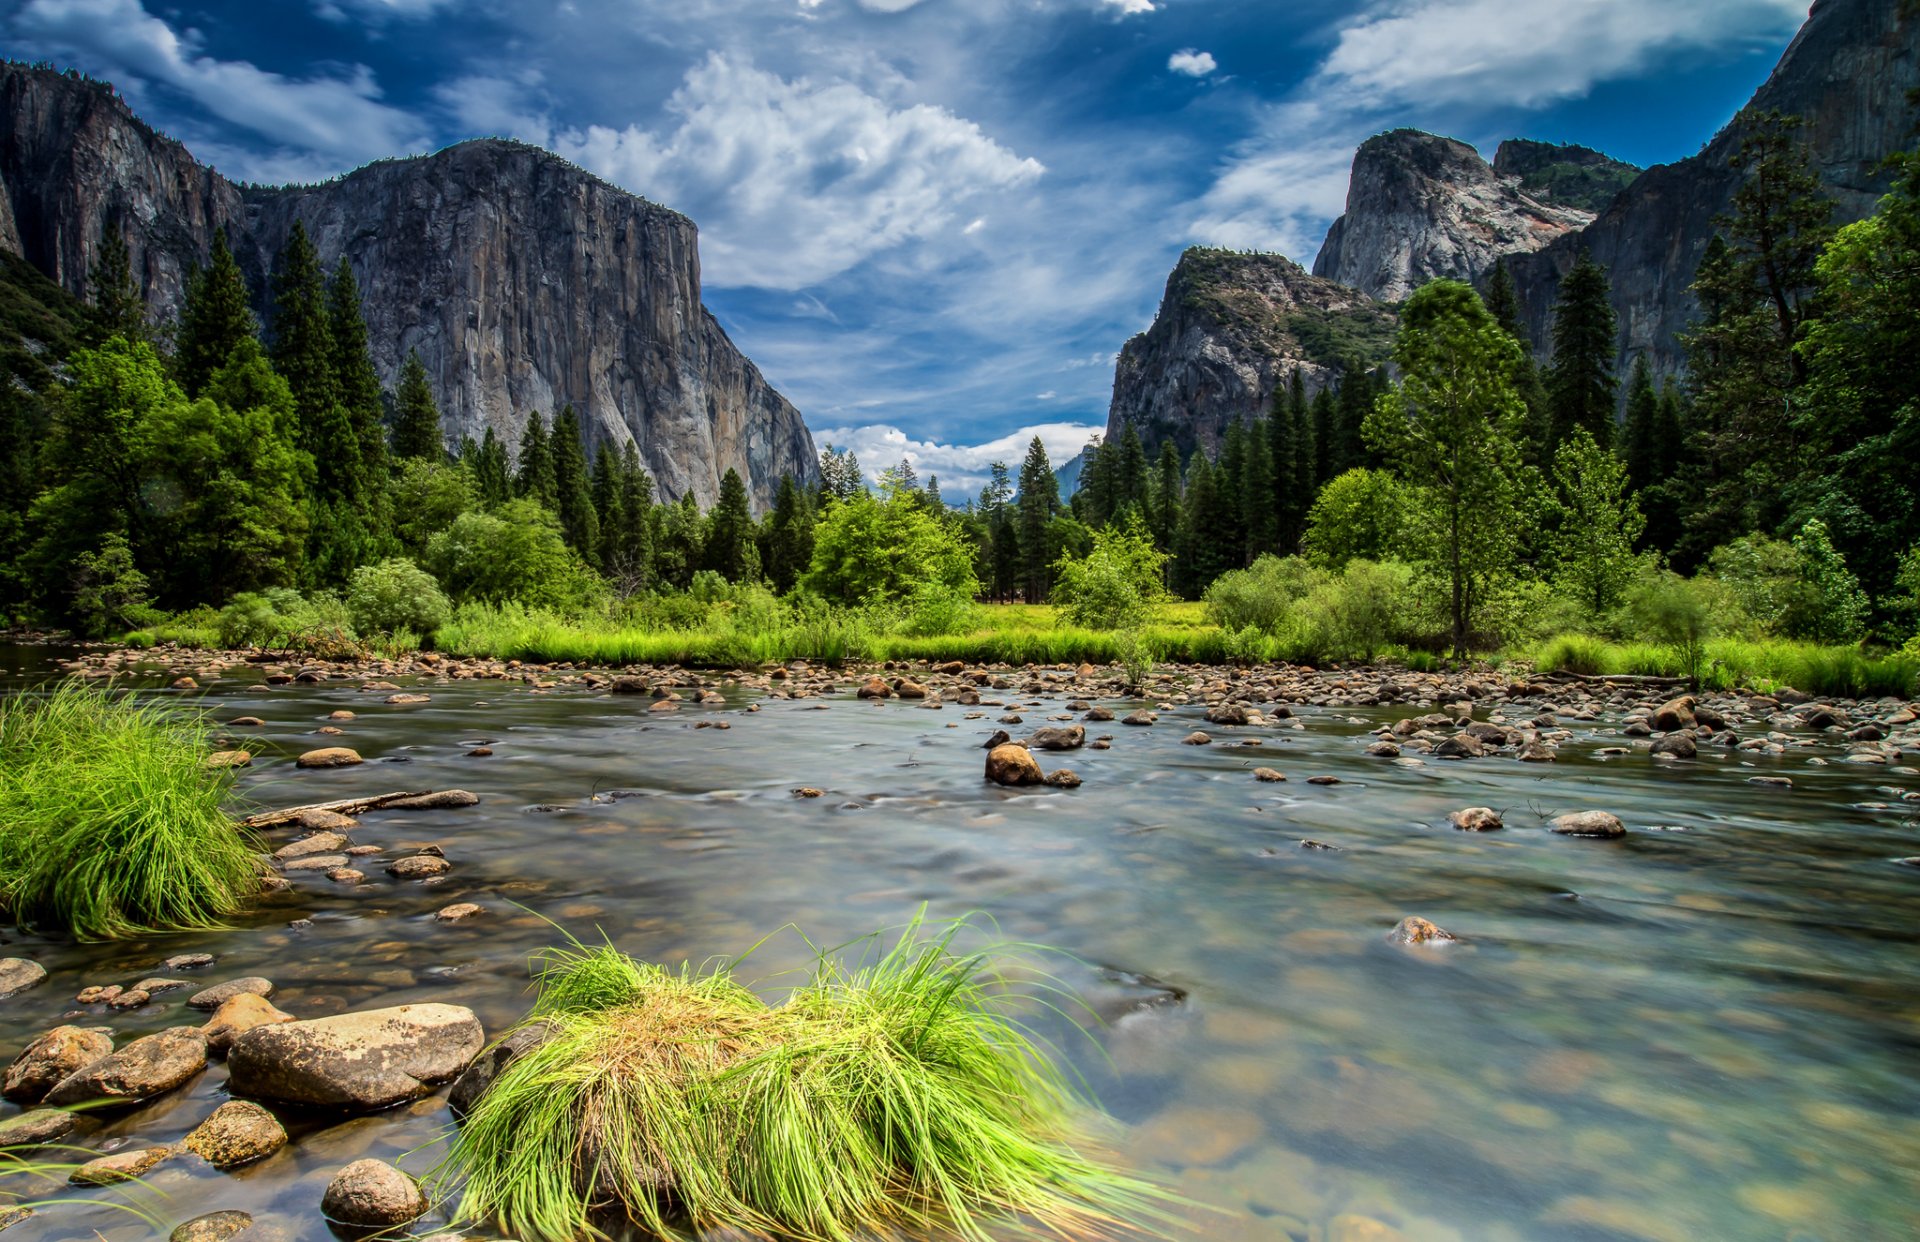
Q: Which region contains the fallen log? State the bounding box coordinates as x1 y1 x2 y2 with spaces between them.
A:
242 790 431 829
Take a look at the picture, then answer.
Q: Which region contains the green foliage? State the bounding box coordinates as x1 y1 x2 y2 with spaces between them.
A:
1050 516 1170 630
347 557 450 636
427 498 604 612
438 918 1163 1242
0 681 260 941
803 490 978 606
1302 468 1406 569
1546 428 1645 613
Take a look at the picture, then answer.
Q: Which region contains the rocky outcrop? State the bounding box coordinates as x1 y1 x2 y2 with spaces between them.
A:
1104 248 1393 460
1506 0 1920 378
1313 130 1598 302
0 63 815 509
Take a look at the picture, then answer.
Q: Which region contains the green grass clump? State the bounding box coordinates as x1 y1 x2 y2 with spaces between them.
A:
0 681 260 941
442 920 1166 1242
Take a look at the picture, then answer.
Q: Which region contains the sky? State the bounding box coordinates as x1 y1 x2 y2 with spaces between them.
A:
5 0 1811 497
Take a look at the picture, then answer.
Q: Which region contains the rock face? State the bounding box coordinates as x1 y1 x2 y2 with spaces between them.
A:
1506 0 1920 380
228 1003 483 1111
0 64 815 510
1313 130 1601 302
1104 248 1394 460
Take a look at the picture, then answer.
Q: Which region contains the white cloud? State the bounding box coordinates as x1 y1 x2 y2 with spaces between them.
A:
550 54 1045 289
812 421 1102 496
1168 49 1217 77
13 0 426 175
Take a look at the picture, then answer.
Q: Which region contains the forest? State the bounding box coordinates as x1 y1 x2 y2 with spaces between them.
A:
2 110 1915 694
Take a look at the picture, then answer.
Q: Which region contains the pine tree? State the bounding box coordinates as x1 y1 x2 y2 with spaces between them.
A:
1545 250 1619 451
88 220 146 344
391 350 443 462
515 412 556 507
328 258 389 484
176 232 257 398
474 427 512 507
549 405 599 563
1016 436 1058 601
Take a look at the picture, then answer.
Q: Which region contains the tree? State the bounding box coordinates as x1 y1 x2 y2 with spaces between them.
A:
763 474 815 593
1302 468 1406 570
1363 280 1529 656
88 220 146 344
328 258 389 485
704 466 758 581
515 412 556 507
175 231 256 399
391 350 443 461
1546 427 1644 614
1016 436 1058 601
1545 250 1618 452
549 405 599 564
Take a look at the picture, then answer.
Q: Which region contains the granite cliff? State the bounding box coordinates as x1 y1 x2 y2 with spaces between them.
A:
1312 130 1609 302
0 63 815 509
1103 249 1393 459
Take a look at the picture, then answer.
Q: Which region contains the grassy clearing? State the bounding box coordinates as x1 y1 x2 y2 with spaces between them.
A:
0 681 260 941
1531 633 1919 697
441 919 1167 1242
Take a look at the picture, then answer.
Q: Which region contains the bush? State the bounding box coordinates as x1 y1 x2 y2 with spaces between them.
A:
0 681 261 940
1050 517 1170 630
1204 555 1322 634
347 558 451 637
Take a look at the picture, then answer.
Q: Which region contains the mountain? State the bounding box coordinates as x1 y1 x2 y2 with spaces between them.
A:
0 62 815 510
1312 130 1612 302
1507 0 1920 380
1103 248 1393 459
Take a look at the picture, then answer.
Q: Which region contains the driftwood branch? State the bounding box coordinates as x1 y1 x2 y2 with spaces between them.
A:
242 790 431 828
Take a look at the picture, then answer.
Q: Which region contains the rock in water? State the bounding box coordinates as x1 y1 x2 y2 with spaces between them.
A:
182 1100 288 1169
985 744 1044 787
1551 811 1628 839
4 1025 114 1104
228 1003 484 1112
43 1026 207 1108
322 1159 427 1231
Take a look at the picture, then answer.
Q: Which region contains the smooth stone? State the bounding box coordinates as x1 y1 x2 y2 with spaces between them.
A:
0 959 47 999
985 743 1044 787
296 747 363 769
169 1211 256 1242
1386 916 1458 946
228 1003 484 1112
203 993 297 1055
1551 811 1628 838
44 1026 207 1108
4 1024 114 1104
182 1100 288 1169
322 1159 427 1230
189 977 275 1011
1449 807 1504 832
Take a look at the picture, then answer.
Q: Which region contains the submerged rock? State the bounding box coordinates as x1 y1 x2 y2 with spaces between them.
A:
228 1003 484 1112
322 1159 426 1230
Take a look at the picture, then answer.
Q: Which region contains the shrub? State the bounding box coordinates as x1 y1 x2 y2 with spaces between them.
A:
1204 555 1322 634
347 558 451 637
1050 516 1170 630
0 681 260 940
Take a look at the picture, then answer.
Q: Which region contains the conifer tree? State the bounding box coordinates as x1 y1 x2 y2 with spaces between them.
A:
1016 436 1058 601
176 231 256 398
548 405 599 563
391 350 443 462
705 466 758 581
474 427 512 507
1545 250 1619 451
328 258 388 483
88 220 146 344
515 412 556 508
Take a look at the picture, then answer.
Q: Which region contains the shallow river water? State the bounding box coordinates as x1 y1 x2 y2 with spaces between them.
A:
2 644 1918 1242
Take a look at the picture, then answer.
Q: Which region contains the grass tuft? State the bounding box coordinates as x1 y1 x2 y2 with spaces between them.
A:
440 918 1168 1242
0 680 261 941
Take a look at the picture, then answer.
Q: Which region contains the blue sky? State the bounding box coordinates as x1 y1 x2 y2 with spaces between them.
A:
6 0 1808 496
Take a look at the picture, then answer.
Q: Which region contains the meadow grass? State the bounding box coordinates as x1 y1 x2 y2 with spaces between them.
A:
0 680 260 941
439 919 1168 1242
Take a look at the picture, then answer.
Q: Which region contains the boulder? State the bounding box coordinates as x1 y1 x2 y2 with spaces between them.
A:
1029 725 1085 751
296 747 363 769
189 977 275 1011
322 1159 427 1230
985 744 1044 787
1448 807 1504 832
4 1025 114 1104
0 959 47 999
228 1003 484 1112
182 1100 288 1169
1551 811 1627 839
1386 916 1458 946
202 993 296 1055
44 1026 207 1108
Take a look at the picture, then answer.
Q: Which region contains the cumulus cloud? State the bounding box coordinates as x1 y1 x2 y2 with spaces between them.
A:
12 0 425 176
551 54 1045 289
1168 49 1217 77
811 421 1103 496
